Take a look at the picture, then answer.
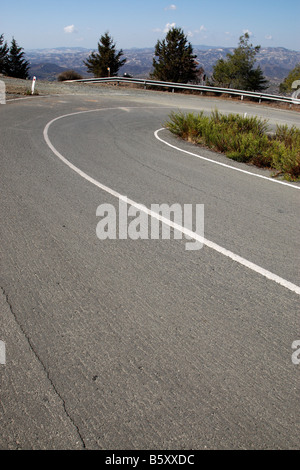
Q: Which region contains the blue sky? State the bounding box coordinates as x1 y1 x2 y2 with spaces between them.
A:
1 0 299 51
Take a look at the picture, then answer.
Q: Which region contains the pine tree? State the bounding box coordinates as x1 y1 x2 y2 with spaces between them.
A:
84 32 126 77
210 33 268 91
246 65 269 92
0 34 9 74
6 38 30 79
152 27 198 83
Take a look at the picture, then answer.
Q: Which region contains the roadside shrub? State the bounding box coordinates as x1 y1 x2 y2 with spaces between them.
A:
165 110 300 180
58 70 83 81
269 126 300 179
167 111 202 141
226 133 269 163
274 125 300 148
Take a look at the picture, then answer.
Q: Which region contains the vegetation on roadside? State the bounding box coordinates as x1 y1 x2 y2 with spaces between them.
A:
58 70 83 81
165 110 300 180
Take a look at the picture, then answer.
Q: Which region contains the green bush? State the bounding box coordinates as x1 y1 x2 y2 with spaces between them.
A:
166 112 201 141
165 110 300 180
58 70 83 81
269 126 300 179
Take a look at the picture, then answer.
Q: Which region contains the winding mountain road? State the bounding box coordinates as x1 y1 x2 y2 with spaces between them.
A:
0 88 299 449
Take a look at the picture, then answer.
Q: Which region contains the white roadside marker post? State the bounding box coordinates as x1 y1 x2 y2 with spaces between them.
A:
0 341 5 365
31 76 36 95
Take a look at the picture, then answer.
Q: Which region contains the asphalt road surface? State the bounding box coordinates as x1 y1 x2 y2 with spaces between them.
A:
0 87 299 450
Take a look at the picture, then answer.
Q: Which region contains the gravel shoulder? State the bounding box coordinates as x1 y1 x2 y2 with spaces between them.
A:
1 76 100 99
1 75 299 112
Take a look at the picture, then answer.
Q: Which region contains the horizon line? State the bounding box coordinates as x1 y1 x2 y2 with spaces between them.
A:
25 44 300 53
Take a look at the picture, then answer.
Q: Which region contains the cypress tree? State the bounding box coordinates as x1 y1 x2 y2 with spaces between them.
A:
152 27 198 83
6 38 30 79
0 34 9 74
84 32 126 77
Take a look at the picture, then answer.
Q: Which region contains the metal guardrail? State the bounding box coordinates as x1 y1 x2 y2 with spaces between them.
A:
66 76 300 106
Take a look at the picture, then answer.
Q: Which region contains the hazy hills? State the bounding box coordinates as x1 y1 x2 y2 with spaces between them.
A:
26 45 300 91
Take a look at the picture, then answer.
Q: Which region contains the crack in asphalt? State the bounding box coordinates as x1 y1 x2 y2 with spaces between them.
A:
0 286 86 449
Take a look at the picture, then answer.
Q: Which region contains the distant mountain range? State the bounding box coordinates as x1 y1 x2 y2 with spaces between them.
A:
26 46 300 91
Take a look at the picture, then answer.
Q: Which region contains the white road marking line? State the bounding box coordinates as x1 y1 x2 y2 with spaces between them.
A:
43 107 300 295
154 128 300 190
6 95 50 102
6 93 98 102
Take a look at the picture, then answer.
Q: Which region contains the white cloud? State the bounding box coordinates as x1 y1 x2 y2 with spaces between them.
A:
265 34 273 40
64 25 77 34
163 22 176 33
242 29 253 36
195 25 207 33
153 22 176 33
164 4 177 10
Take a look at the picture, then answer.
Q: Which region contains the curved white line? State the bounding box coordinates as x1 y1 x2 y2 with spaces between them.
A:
6 95 50 102
154 128 300 189
43 107 300 295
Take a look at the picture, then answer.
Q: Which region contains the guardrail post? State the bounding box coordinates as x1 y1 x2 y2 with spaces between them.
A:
144 81 147 90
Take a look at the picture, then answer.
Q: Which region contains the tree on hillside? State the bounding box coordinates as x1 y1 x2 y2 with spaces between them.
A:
6 38 30 79
279 64 300 93
84 32 126 77
151 27 198 83
209 33 268 91
0 34 9 74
